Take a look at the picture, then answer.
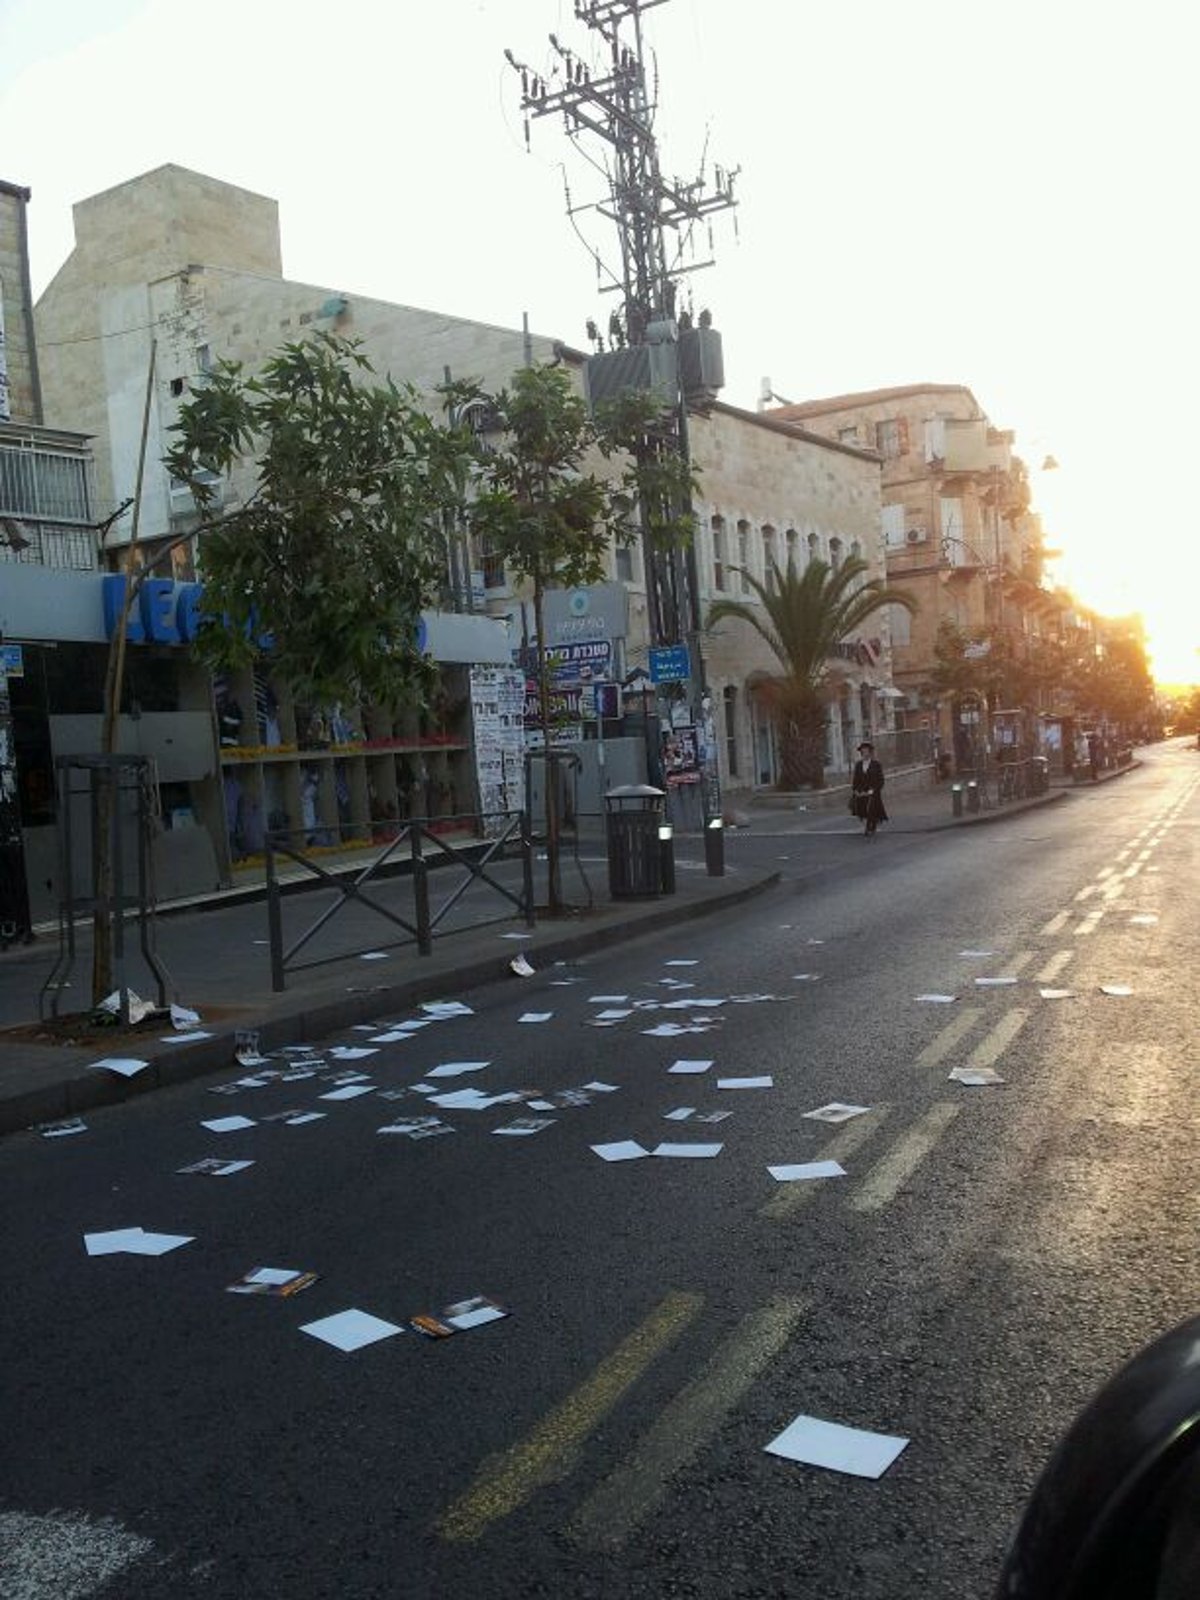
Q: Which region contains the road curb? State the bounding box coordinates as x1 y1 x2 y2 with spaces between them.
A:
0 869 781 1139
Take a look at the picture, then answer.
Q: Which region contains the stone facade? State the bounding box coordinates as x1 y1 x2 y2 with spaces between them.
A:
35 164 899 795
0 180 42 424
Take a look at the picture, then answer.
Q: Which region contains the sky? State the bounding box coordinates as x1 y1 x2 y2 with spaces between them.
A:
2 0 1197 684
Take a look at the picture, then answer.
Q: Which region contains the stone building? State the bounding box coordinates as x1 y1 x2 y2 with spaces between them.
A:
0 179 43 425
36 164 900 799
768 384 1061 764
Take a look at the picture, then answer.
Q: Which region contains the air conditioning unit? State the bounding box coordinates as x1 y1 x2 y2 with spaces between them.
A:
906 528 926 545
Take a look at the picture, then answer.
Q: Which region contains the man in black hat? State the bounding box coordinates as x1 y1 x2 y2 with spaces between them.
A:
851 740 888 837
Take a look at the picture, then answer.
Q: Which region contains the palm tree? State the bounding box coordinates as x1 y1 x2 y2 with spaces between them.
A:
707 555 916 789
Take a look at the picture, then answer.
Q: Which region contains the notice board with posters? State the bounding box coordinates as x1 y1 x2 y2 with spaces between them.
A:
469 666 527 833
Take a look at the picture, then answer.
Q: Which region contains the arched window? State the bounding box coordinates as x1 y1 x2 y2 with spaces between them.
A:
737 519 751 593
849 538 862 564
711 514 727 592
829 536 843 571
806 530 820 566
762 524 777 582
785 527 798 573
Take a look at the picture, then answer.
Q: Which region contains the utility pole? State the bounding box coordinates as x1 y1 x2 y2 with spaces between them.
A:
506 0 738 867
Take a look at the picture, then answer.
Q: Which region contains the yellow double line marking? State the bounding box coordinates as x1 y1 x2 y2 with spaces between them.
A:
437 1290 701 1542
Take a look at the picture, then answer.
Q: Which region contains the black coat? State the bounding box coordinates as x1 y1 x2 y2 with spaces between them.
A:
852 758 888 823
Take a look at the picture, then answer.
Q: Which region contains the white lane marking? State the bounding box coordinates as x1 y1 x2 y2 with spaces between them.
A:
1075 910 1104 935
1096 867 1115 880
850 1102 962 1214
760 1109 888 1219
1037 949 1074 983
964 1008 1029 1071
1006 949 1035 976
915 1009 984 1070
1115 849 1131 861
1040 911 1071 936
568 1296 807 1551
0 1511 154 1600
1122 865 1141 880
1074 884 1098 902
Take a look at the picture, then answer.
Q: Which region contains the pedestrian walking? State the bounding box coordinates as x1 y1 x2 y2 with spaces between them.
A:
851 740 888 837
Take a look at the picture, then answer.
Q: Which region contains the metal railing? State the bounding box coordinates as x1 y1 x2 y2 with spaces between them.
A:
264 809 535 991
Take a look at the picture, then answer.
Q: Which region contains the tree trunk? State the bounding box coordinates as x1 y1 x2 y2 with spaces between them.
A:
532 579 563 916
775 694 827 790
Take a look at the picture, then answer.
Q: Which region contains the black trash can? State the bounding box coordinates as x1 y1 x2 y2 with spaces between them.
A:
605 784 667 900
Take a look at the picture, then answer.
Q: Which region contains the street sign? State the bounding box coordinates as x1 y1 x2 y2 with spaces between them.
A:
0 644 23 678
649 644 690 684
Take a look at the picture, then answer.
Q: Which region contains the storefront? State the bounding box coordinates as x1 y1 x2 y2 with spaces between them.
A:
0 565 518 923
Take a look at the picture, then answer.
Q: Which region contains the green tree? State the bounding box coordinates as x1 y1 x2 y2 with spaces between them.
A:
707 556 916 789
468 362 694 912
165 332 478 709
88 333 477 1006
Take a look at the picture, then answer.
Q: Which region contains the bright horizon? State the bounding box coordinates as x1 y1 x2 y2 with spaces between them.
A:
2 0 1196 686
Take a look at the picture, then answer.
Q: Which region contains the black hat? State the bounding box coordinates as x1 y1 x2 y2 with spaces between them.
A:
857 740 874 752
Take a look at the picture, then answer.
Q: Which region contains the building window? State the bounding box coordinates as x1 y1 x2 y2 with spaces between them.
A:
762 524 777 581
785 527 798 571
890 603 911 647
875 417 909 459
723 685 739 778
737 519 751 592
849 539 862 563
711 514 727 592
829 536 843 571
615 542 636 583
881 503 905 548
807 530 820 566
481 535 506 589
838 426 859 445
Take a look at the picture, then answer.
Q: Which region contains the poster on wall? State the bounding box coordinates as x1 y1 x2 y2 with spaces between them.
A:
661 725 701 787
469 666 527 833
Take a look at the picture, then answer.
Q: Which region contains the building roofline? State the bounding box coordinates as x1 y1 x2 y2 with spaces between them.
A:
1 179 32 202
768 382 979 418
712 398 881 462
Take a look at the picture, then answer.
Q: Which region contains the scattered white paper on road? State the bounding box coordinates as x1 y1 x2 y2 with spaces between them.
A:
329 1046 378 1061
593 1009 633 1021
285 1112 327 1125
665 1107 696 1121
359 951 389 960
510 954 535 977
665 959 699 967
915 994 957 1004
425 1061 490 1078
1100 984 1134 997
369 1031 413 1044
526 1099 556 1111
178 1157 254 1176
584 1081 619 1093
87 1057 148 1078
493 1117 556 1136
717 1076 773 1090
803 1103 869 1124
589 994 628 1004
160 1031 213 1043
669 1059 714 1075
422 1001 475 1018
445 1296 508 1331
974 977 1018 987
40 1118 87 1138
768 1161 846 1182
764 1414 909 1478
84 1228 194 1256
319 1084 376 1101
949 1067 1005 1086
959 949 996 958
428 1088 522 1110
300 1309 405 1352
518 1012 553 1024
1039 988 1075 1000
643 1023 693 1037
170 1003 202 1030
791 973 820 982
201 1115 257 1133
590 1140 650 1162
500 931 534 940
653 1142 723 1158
1129 915 1159 925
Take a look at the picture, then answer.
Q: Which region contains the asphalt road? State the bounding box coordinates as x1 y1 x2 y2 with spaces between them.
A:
3 744 1198 1600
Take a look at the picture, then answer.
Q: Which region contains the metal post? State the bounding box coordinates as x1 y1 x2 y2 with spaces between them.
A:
266 836 285 992
520 809 536 927
966 780 980 813
951 783 963 817
658 821 676 895
412 823 432 956
704 815 725 875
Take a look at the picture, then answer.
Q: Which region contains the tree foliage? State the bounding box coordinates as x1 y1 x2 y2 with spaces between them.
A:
707 556 916 789
163 333 479 710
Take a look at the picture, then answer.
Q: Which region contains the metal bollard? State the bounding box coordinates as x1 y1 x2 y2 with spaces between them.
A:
658 822 676 895
951 783 963 818
966 780 980 813
704 815 725 877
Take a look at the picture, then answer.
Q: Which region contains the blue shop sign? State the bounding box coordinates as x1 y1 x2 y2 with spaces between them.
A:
102 575 206 644
1 643 24 677
649 644 691 683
